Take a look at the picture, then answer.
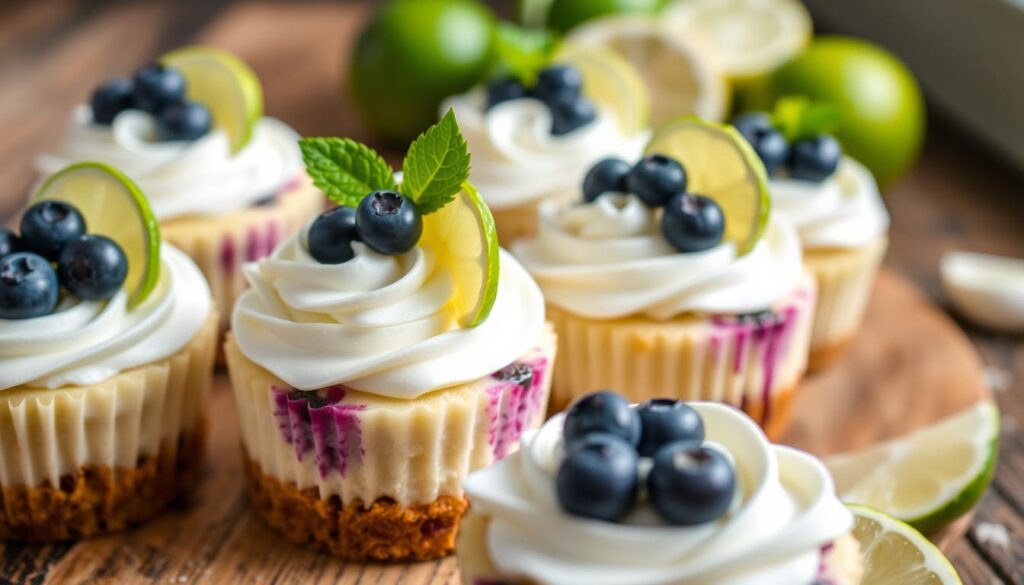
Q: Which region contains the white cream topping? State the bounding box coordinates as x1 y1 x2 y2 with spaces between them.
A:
771 158 890 249
231 226 546 398
444 92 647 210
465 403 853 585
0 245 212 390
37 106 303 220
512 196 804 319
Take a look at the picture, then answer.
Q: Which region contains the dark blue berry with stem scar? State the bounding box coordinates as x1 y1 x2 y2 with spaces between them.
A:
636 399 705 457
355 191 422 255
486 77 528 109
583 158 632 202
750 128 789 175
731 112 774 146
563 391 642 450
0 252 59 319
662 193 725 253
549 93 597 136
648 442 736 525
556 433 638 522
20 201 87 261
790 135 842 182
156 101 212 142
307 207 360 264
0 229 23 259
57 235 128 301
132 63 186 114
90 78 135 125
626 154 688 207
533 65 584 103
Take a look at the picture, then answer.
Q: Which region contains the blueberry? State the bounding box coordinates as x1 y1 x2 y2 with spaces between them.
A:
582 158 632 203
661 193 725 253
355 191 422 255
57 235 128 301
534 65 584 103
156 101 212 142
494 362 534 388
563 391 641 449
556 433 638 522
90 78 135 125
486 77 528 109
790 135 842 182
751 128 790 176
307 207 360 264
626 155 688 207
132 63 186 114
648 442 736 525
549 92 597 136
731 112 774 146
0 252 59 319
636 399 705 457
20 201 87 261
0 229 23 259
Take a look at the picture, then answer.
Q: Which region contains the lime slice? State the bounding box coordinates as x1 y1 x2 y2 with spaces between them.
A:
33 162 161 307
555 43 650 135
566 15 728 125
849 505 963 584
419 182 499 327
644 117 770 255
161 46 264 153
828 401 1000 536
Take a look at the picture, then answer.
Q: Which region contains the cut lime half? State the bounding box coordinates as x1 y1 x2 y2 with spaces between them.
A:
849 505 963 584
33 162 161 307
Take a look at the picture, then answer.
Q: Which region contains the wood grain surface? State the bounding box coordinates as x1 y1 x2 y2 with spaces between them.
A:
0 1 1022 583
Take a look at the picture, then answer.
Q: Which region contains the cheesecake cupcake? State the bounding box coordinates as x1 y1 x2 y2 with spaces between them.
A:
458 391 863 585
226 112 556 560
0 163 216 541
733 108 890 369
444 35 650 245
513 119 815 437
37 47 322 333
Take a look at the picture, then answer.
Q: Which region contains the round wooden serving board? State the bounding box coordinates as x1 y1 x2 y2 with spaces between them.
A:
6 268 987 584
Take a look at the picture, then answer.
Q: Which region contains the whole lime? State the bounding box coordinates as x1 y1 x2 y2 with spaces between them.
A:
545 0 664 33
760 36 925 186
350 0 495 144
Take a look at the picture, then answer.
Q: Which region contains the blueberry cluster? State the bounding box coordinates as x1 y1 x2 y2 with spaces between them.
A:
486 65 596 136
307 191 422 264
583 155 726 253
90 63 211 142
733 112 842 182
0 202 127 320
556 391 736 525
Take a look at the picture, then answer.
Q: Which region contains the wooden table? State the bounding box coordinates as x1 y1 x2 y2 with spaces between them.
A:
0 1 1021 583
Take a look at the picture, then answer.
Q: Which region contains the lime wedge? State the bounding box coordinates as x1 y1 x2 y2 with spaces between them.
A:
644 117 770 255
419 182 499 328
849 505 963 584
33 162 161 307
161 46 263 153
555 43 650 135
828 401 1000 535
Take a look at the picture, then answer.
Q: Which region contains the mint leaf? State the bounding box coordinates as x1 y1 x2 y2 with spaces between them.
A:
771 96 842 142
492 23 560 85
797 103 841 139
299 137 396 207
401 108 470 214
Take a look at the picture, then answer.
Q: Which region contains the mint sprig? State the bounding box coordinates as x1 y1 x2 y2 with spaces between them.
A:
492 22 561 86
771 96 842 142
401 108 470 214
299 138 396 208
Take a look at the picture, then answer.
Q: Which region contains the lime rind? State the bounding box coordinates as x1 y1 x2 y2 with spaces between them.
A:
848 504 963 584
463 181 500 327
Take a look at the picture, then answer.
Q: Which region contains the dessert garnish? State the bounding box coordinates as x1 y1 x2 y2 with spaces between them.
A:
299 109 499 327
733 96 843 182
555 390 737 526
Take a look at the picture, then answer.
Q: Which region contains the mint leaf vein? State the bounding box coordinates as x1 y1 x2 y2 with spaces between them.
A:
401 108 470 214
299 137 396 208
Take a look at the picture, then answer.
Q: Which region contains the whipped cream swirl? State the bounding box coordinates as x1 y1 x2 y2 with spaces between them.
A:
512 195 804 319
444 92 647 210
232 226 545 399
37 106 303 220
465 403 853 585
772 158 890 249
0 245 211 390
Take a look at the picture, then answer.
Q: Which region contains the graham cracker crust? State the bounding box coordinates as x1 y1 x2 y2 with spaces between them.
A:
242 452 469 561
0 424 206 542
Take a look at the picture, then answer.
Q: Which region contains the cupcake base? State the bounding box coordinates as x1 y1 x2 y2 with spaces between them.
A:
492 199 543 247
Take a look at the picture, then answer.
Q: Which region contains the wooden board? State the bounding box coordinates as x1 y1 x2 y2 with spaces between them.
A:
0 269 989 583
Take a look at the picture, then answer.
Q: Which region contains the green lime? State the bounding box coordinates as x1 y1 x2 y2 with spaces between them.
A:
849 505 963 584
544 0 664 33
33 163 161 307
758 36 926 186
351 0 495 144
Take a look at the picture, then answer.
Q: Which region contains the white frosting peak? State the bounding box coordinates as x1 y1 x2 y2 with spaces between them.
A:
466 403 852 585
